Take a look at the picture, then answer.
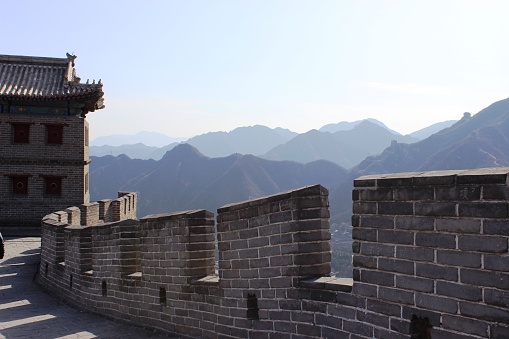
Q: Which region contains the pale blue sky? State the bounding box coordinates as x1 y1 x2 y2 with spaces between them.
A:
3 0 509 139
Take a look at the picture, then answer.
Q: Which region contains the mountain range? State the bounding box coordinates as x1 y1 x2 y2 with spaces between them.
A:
262 120 417 169
90 97 509 223
90 118 455 167
90 145 348 217
91 131 186 147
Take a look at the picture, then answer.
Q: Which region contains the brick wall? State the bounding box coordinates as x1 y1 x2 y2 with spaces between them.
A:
0 113 90 229
37 171 509 338
351 168 509 338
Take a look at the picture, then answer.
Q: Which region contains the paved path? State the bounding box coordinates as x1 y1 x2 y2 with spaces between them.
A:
0 237 178 339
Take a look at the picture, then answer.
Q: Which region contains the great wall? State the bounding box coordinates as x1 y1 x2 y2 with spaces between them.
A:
36 167 509 338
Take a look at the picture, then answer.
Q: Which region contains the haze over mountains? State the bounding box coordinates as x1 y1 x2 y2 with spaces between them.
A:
90 97 509 222
262 120 417 169
90 118 454 166
91 131 186 147
91 145 348 218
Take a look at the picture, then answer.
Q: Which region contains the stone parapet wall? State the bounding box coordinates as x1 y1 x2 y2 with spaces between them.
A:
37 173 509 338
352 168 509 338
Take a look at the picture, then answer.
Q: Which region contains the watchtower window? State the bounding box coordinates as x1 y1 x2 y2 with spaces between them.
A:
12 124 30 143
44 176 63 195
8 175 29 194
47 125 63 144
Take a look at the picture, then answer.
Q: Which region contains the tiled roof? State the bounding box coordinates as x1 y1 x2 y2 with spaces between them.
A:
0 54 104 112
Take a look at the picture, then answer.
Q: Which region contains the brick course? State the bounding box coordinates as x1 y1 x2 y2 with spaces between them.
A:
38 168 509 338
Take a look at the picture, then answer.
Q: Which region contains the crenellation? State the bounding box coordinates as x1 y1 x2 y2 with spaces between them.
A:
80 202 99 225
36 168 509 338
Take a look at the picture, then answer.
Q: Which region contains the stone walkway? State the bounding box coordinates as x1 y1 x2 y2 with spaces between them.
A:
0 237 179 339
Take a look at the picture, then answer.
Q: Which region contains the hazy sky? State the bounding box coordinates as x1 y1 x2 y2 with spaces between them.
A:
3 1 508 139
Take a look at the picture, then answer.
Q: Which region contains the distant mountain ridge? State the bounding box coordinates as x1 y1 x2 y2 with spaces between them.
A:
185 125 298 158
91 131 186 147
90 144 348 218
90 143 179 160
262 120 418 169
90 118 460 168
319 118 402 135
409 120 457 140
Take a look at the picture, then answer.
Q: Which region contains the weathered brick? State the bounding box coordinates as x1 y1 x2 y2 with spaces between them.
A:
378 202 413 215
351 282 377 298
435 218 480 233
353 202 377 215
393 187 434 201
461 268 509 290
366 299 401 317
435 281 482 301
458 235 508 253
460 301 509 323
378 230 414 245
377 177 413 187
354 178 376 187
431 328 478 339
484 288 509 308
484 254 509 272
414 202 457 217
389 318 410 335
416 263 458 281
352 255 377 269
352 189 360 201
436 249 481 268
396 275 434 293
359 188 392 201
335 291 366 308
415 293 457 313
373 327 408 339
325 303 356 319
355 312 388 329
360 215 394 229
483 185 509 200
459 202 508 218
395 216 434 231
352 228 377 241
343 320 374 337
484 219 509 236
360 243 395 257
491 324 509 339
396 246 434 262
361 270 394 287
435 186 481 201
378 287 414 305
415 232 456 249
378 258 413 274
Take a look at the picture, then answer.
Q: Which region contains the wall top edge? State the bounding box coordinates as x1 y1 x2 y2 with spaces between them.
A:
140 209 214 222
354 167 509 188
217 184 328 213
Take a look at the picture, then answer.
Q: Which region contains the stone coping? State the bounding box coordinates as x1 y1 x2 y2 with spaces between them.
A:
299 276 353 292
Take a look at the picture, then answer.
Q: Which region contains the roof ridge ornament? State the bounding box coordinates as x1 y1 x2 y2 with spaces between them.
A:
66 52 77 67
65 53 81 86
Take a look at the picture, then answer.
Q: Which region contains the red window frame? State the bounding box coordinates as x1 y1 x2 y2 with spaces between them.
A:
12 123 30 143
7 175 30 194
46 125 64 144
43 176 64 195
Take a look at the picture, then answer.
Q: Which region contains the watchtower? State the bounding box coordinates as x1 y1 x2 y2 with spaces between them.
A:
0 53 104 234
